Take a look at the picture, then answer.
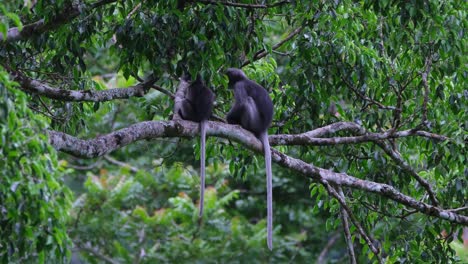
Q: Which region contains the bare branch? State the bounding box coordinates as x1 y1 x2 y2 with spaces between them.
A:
0 0 117 43
376 141 439 206
126 2 142 19
75 243 119 264
339 189 357 264
421 55 433 123
339 74 398 111
10 71 157 102
104 155 139 173
47 120 468 225
195 0 290 9
323 183 382 262
67 161 102 170
269 126 448 146
447 206 468 213
134 75 175 99
172 77 190 120
242 26 304 67
317 232 341 264
270 121 442 208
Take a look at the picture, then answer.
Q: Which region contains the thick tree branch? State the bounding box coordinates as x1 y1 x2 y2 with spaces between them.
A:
10 71 157 102
172 77 190 120
47 120 468 225
269 121 442 209
0 0 117 43
338 187 357 264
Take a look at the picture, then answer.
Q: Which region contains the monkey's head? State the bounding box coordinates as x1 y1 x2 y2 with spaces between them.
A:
225 68 247 86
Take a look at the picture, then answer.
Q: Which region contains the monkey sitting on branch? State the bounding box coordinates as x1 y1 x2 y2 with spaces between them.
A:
225 68 274 250
175 74 215 219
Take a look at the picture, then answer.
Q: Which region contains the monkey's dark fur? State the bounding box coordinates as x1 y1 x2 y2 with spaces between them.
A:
226 69 273 136
179 76 214 123
225 68 274 250
179 75 214 218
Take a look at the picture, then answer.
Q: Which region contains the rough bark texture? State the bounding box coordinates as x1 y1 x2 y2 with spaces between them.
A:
47 120 468 226
0 0 117 43
10 71 156 102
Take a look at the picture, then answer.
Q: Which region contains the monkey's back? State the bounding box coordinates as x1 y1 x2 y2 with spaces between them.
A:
186 80 214 122
238 79 273 134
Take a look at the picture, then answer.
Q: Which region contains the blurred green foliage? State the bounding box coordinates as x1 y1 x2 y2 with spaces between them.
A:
0 67 72 262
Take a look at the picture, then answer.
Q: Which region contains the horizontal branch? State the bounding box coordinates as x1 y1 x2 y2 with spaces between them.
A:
196 0 290 9
270 122 443 206
269 123 448 146
1 0 117 43
10 71 157 102
47 120 467 225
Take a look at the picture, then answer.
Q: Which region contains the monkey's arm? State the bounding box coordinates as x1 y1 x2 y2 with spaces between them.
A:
226 103 244 125
179 99 196 121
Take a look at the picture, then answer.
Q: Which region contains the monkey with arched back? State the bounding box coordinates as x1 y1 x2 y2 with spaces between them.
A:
225 68 274 250
178 75 214 219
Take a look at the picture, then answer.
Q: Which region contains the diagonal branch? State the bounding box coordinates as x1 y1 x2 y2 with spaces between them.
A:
317 232 341 264
323 182 381 262
0 0 117 43
375 141 439 206
75 243 119 264
338 187 357 264
46 120 468 226
10 71 157 102
242 26 304 67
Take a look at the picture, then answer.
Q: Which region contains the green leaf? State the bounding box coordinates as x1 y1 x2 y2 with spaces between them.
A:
6 12 23 31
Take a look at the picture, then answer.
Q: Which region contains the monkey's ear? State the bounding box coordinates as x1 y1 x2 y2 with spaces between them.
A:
181 72 191 81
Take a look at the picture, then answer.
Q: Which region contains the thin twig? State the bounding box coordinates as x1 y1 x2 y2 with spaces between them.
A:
196 0 290 9
242 26 304 67
376 141 439 206
317 232 341 264
338 187 357 264
322 181 382 263
339 74 398 111
104 155 139 173
67 161 102 170
421 54 433 123
126 2 142 19
75 243 120 264
447 206 468 212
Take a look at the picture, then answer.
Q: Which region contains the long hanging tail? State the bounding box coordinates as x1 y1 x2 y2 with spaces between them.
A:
260 132 273 250
199 120 207 218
